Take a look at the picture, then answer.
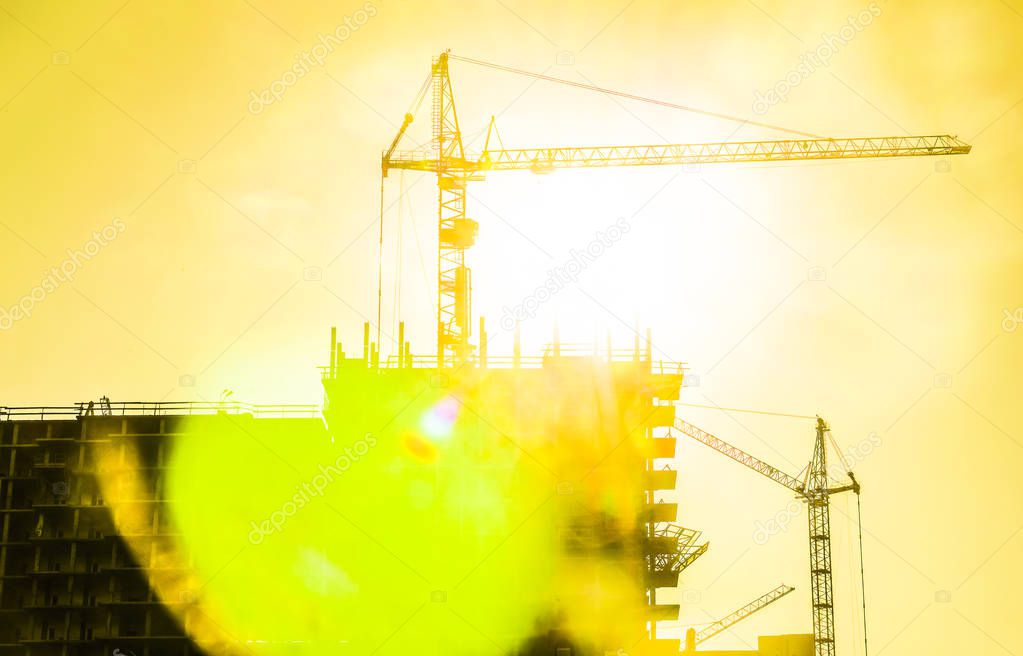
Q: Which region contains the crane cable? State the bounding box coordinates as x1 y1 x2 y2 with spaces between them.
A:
856 489 869 656
391 172 406 345
375 172 385 353
827 431 853 474
447 54 824 140
672 401 815 420
406 171 433 313
376 70 432 356
408 70 432 118
830 429 869 656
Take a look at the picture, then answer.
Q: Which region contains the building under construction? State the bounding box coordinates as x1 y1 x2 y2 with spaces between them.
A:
0 50 970 656
0 325 848 656
0 404 321 655
0 332 717 656
323 323 695 656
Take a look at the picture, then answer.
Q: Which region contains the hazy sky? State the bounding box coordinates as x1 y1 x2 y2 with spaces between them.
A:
1 0 1021 653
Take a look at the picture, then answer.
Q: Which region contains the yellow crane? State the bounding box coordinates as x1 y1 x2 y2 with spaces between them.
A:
381 51 972 366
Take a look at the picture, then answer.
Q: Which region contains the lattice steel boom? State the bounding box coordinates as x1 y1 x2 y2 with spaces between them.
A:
387 134 971 174
673 418 804 493
694 584 796 646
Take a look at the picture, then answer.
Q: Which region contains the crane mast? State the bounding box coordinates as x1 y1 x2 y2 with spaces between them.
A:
432 53 475 367
807 417 842 656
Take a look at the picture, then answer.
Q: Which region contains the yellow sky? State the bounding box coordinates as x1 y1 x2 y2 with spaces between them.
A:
1 0 1021 653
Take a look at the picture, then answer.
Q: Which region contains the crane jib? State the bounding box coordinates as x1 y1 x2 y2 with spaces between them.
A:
383 134 971 173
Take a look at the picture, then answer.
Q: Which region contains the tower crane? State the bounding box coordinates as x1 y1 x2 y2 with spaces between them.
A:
683 584 796 652
380 51 972 366
672 416 860 656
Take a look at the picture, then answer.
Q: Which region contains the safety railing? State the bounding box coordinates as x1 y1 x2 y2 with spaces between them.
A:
321 344 686 378
0 401 322 422
649 524 707 573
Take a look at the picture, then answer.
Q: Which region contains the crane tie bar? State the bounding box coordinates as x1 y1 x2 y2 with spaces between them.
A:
447 53 824 140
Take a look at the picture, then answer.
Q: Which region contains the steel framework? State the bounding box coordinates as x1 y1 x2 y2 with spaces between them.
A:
389 134 971 173
808 418 837 656
674 418 804 492
431 53 475 366
650 524 709 574
694 584 796 646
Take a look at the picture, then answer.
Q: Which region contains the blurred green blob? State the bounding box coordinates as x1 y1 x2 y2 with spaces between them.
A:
166 379 557 656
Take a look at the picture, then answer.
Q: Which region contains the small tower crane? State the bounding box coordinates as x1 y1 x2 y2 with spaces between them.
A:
672 417 860 656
